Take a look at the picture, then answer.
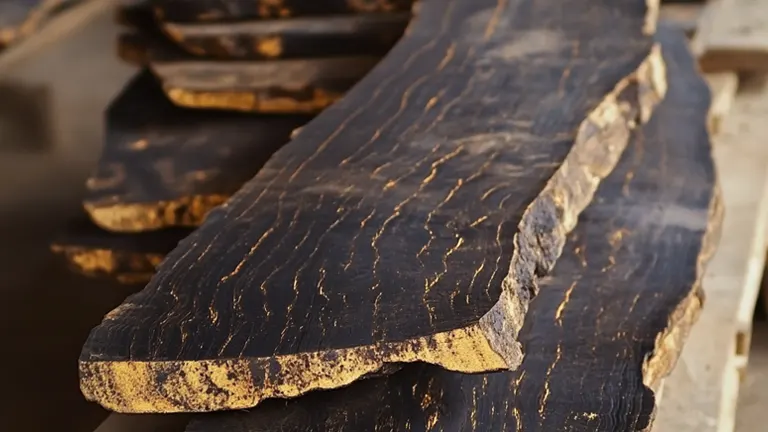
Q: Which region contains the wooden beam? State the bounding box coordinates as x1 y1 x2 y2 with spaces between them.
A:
79 0 665 413
173 26 717 431
83 70 311 232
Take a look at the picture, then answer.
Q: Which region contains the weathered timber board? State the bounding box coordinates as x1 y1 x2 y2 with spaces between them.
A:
84 70 311 232
0 0 80 48
51 216 192 284
161 13 409 60
79 0 665 413
118 28 381 113
179 26 721 431
153 0 415 22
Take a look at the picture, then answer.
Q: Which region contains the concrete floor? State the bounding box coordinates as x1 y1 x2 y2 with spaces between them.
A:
0 3 766 432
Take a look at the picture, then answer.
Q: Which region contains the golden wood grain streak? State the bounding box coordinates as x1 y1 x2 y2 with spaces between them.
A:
220 187 291 289
554 281 577 326
292 0 458 181
347 4 460 168
80 325 506 413
483 0 509 40
85 195 229 232
484 218 504 297
418 153 496 262
343 207 376 271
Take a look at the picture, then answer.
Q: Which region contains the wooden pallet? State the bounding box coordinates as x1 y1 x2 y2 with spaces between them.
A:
656 0 768 431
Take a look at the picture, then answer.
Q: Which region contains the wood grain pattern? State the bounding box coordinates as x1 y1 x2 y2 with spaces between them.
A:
84 70 311 232
181 26 721 431
118 28 381 113
79 0 665 413
0 0 80 48
153 0 415 22
51 217 191 284
161 13 409 60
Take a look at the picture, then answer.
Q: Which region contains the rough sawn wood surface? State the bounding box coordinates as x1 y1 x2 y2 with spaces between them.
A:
79 0 665 413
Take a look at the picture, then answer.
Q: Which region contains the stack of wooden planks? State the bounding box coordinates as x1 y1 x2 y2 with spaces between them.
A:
61 0 768 430
52 0 410 282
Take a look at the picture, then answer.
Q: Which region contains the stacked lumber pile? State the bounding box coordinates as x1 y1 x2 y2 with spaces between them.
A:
52 0 411 282
59 0 752 430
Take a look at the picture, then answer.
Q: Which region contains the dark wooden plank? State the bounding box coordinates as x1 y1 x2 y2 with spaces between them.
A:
118 28 381 113
0 0 80 48
182 26 721 431
83 70 311 232
51 217 192 284
161 13 409 60
153 0 415 22
79 0 665 413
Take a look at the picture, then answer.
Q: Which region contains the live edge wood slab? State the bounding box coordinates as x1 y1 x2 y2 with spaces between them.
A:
161 13 409 60
181 26 720 431
153 0 415 22
79 0 665 413
119 28 381 113
84 71 311 232
51 217 192 284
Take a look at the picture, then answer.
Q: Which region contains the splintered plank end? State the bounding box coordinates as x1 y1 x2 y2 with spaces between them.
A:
80 0 665 413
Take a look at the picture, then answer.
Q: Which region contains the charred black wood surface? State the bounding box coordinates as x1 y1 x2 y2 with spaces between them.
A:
182 26 720 432
84 71 311 231
80 0 664 413
153 0 416 22
161 13 409 60
51 216 192 284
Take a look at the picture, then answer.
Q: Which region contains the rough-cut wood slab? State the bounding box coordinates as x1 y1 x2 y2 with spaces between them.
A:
177 27 720 431
118 29 381 113
0 0 80 49
84 71 311 232
51 217 191 284
161 13 409 60
695 0 768 73
153 0 415 22
655 76 768 432
79 0 665 413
